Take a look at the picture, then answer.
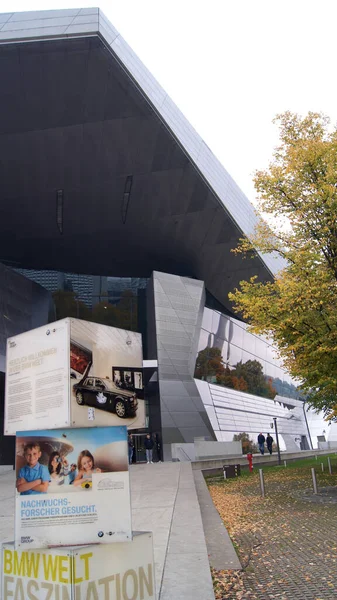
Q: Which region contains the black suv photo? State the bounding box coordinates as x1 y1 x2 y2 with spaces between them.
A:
73 376 138 418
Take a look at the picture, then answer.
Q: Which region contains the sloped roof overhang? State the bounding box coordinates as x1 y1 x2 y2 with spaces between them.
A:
0 8 283 313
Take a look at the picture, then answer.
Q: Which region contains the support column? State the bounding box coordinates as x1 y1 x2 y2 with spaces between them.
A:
148 271 215 460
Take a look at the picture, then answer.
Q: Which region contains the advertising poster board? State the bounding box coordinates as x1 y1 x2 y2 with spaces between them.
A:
15 426 132 549
5 318 146 434
2 532 155 599
4 320 70 434
70 319 145 430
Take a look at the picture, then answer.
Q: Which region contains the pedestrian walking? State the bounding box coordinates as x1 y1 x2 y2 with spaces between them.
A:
257 433 265 455
144 434 154 464
266 433 273 455
128 434 134 465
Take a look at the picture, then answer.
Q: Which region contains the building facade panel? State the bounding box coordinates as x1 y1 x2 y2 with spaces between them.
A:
150 271 215 458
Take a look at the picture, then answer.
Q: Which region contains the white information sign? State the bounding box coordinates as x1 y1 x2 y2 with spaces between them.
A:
15 427 132 549
2 532 155 599
5 321 70 434
5 318 146 434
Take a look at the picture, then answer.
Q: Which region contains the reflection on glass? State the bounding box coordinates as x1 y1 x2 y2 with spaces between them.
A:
254 337 267 362
212 313 226 345
15 270 149 333
232 432 258 454
231 322 245 349
195 307 300 401
202 308 213 332
198 329 210 353
228 344 242 367
211 310 221 335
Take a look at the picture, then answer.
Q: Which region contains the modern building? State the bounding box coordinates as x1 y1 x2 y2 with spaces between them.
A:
0 8 334 460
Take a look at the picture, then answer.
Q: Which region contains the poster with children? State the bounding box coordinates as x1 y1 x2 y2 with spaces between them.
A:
15 426 132 549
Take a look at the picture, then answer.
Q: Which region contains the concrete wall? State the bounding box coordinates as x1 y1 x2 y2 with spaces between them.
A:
171 441 242 462
194 440 242 459
191 448 337 471
171 444 196 461
318 441 337 450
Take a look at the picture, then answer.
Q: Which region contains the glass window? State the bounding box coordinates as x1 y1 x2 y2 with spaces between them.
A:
242 331 256 356
202 308 213 331
230 322 244 349
254 337 267 362
219 340 229 364
242 350 256 364
227 344 242 367
211 310 221 334
197 329 210 353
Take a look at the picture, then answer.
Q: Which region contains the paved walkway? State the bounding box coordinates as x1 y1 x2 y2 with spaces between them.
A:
131 462 214 599
0 463 216 600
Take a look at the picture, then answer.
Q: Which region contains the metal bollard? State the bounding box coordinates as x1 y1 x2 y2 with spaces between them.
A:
259 469 265 498
311 467 318 494
284 460 287 468
321 463 324 472
328 457 332 475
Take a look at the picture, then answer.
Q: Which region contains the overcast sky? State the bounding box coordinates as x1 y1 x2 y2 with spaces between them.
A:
2 0 337 206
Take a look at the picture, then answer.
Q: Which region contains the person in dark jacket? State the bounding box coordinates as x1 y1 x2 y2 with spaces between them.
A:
266 433 274 455
144 434 154 464
257 433 265 455
128 434 134 465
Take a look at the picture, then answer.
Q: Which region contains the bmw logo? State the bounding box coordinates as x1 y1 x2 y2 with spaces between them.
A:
97 531 104 538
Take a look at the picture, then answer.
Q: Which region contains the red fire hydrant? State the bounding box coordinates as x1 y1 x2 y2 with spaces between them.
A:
247 453 253 472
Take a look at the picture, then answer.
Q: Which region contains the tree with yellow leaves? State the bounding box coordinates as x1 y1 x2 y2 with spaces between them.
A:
229 111 337 420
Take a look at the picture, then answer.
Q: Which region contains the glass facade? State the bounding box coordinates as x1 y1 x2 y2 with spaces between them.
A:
15 269 149 334
194 306 311 452
0 264 51 372
0 263 51 465
196 307 300 401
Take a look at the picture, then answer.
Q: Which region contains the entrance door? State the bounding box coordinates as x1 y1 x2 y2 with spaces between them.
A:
131 433 162 463
133 434 147 463
300 435 310 450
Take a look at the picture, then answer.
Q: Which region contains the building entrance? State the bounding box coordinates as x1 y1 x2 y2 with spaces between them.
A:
133 434 147 463
131 433 162 463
